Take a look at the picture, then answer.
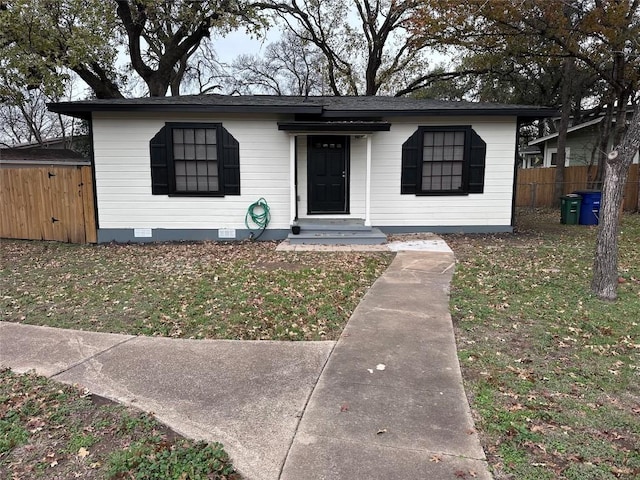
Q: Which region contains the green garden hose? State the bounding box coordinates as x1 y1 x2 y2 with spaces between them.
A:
245 198 271 240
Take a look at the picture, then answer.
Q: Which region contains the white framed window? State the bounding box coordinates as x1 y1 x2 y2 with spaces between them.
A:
545 147 570 167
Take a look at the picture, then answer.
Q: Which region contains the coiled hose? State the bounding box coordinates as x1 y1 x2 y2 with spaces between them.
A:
245 198 271 241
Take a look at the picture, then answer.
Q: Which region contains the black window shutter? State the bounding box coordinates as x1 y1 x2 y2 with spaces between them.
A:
150 125 169 194
468 129 486 193
220 126 240 195
401 128 422 194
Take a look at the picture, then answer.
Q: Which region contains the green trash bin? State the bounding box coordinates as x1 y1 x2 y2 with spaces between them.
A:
560 194 582 224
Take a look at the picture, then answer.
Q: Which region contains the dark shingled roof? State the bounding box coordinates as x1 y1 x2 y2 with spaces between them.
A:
49 95 557 119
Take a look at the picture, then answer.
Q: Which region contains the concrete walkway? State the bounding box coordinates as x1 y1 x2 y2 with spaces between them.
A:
0 248 491 480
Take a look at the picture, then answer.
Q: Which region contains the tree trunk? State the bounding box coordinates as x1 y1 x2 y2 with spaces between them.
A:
592 105 640 300
553 58 574 207
592 103 614 188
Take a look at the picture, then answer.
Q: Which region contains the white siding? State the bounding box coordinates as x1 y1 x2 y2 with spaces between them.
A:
92 112 518 233
369 116 517 228
92 112 293 230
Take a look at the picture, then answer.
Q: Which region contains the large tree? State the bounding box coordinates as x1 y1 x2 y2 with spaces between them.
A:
1 0 256 99
411 0 640 300
230 30 326 95
592 104 640 299
254 0 473 96
1 0 122 99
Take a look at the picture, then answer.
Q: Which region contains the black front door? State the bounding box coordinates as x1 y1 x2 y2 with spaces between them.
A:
307 136 349 214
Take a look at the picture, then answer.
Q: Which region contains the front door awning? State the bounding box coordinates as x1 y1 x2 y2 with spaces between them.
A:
277 121 391 133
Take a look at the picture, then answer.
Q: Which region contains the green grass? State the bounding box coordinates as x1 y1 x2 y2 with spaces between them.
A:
0 241 392 340
446 209 640 479
0 369 240 479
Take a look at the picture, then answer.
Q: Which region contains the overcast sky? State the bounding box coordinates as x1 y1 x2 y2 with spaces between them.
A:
214 29 280 64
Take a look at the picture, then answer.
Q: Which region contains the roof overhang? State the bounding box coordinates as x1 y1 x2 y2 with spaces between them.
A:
48 95 558 121
277 121 391 133
321 108 558 118
47 102 324 120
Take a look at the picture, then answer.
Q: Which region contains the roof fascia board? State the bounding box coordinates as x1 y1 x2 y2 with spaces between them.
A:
322 108 557 118
48 103 323 117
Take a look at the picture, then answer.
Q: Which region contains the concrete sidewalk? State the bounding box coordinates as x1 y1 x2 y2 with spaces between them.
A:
0 248 491 480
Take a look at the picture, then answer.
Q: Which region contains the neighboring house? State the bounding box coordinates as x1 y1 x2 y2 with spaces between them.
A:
3 135 89 154
519 145 543 168
48 95 554 243
527 115 640 168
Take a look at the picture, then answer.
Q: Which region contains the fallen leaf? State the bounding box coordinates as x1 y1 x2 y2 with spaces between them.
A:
77 447 90 458
50 460 58 467
340 403 349 412
430 454 442 463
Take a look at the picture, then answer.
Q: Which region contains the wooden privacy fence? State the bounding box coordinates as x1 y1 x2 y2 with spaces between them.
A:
0 165 97 243
516 164 639 211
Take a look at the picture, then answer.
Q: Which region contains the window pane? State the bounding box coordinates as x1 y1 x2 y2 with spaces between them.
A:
423 163 432 176
421 175 431 189
195 129 206 144
185 161 197 175
443 146 454 161
441 177 452 190
444 131 455 145
423 147 433 161
433 132 444 145
183 129 195 144
176 176 187 191
431 177 442 190
196 145 206 160
184 144 195 159
452 176 463 190
432 163 442 175
442 162 452 175
424 132 434 146
208 160 218 175
173 144 185 160
433 147 444 161
454 146 464 160
197 176 209 191
173 129 183 144
186 176 198 191
453 163 463 175
208 175 219 191
206 129 217 144
206 145 217 160
454 131 465 145
175 161 186 175
197 162 208 175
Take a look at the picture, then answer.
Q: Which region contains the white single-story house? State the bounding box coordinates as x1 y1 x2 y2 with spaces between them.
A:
48 95 555 243
526 115 640 168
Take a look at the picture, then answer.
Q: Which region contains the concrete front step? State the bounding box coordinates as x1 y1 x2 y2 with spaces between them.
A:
288 227 387 245
296 218 370 232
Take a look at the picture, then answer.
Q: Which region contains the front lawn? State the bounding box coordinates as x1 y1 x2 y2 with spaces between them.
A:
446 210 640 480
0 369 240 480
0 241 392 340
